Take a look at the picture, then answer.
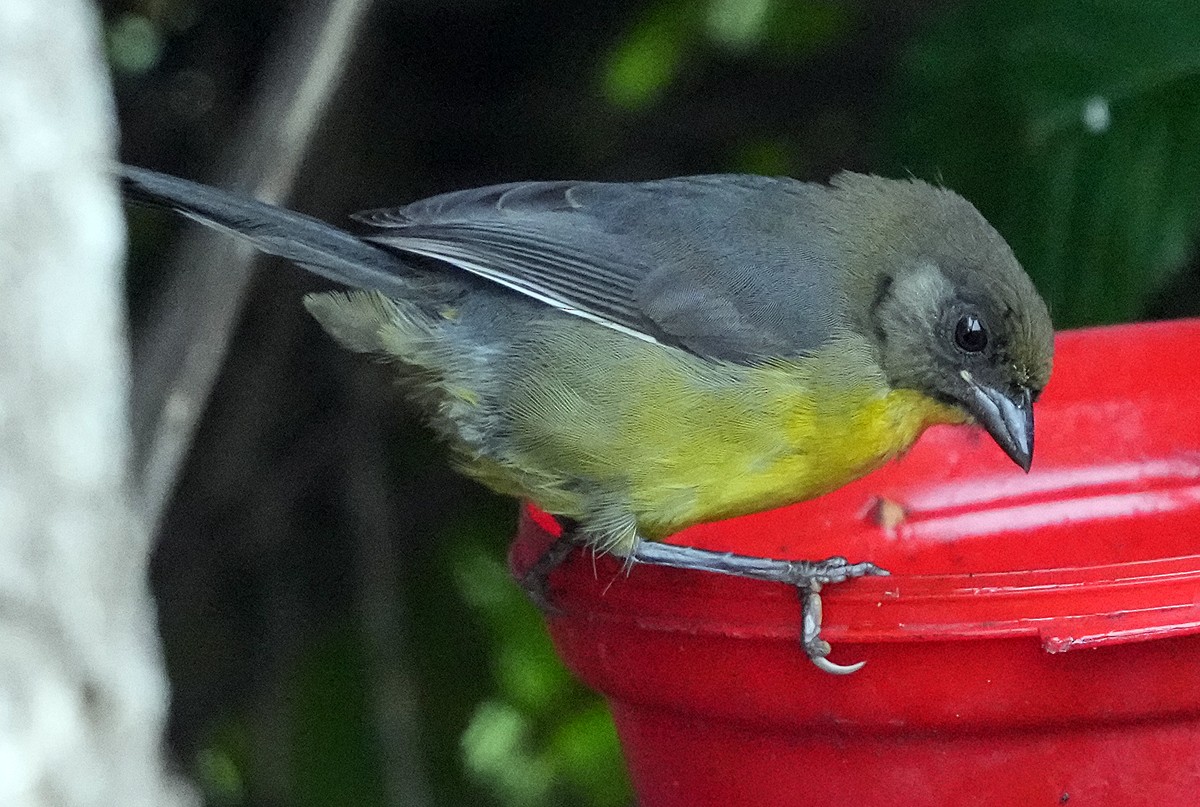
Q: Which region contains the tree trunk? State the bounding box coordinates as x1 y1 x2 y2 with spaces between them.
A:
0 1 193 804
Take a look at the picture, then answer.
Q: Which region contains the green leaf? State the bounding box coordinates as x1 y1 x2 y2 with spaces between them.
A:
602 2 701 109
461 701 553 807
450 521 630 807
195 721 251 807
106 12 164 75
547 702 630 807
706 0 773 50
291 629 385 807
757 0 853 55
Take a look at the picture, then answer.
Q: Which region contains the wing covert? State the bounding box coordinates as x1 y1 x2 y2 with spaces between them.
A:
357 175 842 361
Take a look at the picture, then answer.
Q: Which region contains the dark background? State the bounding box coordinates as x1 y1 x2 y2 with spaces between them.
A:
107 1 1200 805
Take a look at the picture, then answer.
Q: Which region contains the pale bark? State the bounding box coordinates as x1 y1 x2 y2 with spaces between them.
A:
0 1 193 804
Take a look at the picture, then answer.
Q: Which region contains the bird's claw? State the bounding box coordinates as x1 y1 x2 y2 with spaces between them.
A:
801 585 864 674
811 655 866 675
796 558 889 675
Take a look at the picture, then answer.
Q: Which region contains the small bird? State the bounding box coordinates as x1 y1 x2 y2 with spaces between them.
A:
122 166 1054 674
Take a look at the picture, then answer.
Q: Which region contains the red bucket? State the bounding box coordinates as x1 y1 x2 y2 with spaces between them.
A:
509 319 1200 807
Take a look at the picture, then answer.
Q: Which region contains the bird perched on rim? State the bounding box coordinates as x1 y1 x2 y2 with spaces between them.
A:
122 166 1054 674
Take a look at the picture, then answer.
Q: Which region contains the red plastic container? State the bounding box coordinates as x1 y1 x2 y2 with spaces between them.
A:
509 319 1200 807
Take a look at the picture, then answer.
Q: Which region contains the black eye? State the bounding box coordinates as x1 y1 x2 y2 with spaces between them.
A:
954 314 988 353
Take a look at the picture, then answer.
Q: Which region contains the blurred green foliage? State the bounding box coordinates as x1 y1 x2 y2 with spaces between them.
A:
116 0 1200 805
106 11 165 74
888 0 1200 327
453 527 627 807
603 1 697 109
603 0 852 108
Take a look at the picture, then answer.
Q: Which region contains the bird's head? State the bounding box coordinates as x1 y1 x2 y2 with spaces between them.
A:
827 172 1054 471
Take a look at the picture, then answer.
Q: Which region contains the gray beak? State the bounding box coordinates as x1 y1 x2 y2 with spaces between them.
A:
965 379 1034 472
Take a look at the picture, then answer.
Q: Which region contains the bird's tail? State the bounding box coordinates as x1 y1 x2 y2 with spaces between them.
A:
120 165 413 297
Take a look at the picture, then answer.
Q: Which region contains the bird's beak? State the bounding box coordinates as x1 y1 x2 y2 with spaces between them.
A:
962 375 1034 472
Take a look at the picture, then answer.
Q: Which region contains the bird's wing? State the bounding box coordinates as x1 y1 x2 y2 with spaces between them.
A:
357 174 842 362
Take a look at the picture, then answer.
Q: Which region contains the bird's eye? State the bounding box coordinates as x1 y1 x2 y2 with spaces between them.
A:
954 314 988 353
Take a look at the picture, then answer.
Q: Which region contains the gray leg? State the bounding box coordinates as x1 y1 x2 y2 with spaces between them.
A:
627 540 889 675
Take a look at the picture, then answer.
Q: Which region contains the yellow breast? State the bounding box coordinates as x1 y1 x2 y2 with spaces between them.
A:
459 328 967 546
624 355 967 538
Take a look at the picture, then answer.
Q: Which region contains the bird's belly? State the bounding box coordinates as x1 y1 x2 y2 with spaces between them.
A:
630 388 963 537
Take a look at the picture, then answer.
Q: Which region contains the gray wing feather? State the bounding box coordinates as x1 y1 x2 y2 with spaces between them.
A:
359 175 842 361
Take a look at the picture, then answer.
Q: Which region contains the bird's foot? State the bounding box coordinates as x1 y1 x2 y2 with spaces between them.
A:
624 541 887 675
777 555 888 587
783 557 888 675
518 534 584 615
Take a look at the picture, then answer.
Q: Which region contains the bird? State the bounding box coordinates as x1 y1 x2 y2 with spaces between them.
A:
121 166 1054 674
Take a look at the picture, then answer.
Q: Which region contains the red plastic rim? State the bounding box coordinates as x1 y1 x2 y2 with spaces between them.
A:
511 319 1200 653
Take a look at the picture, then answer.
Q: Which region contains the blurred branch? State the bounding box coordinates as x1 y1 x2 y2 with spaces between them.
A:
131 0 377 533
343 365 435 807
0 1 193 805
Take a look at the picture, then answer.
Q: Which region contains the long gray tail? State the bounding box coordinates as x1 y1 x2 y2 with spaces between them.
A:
120 165 413 297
